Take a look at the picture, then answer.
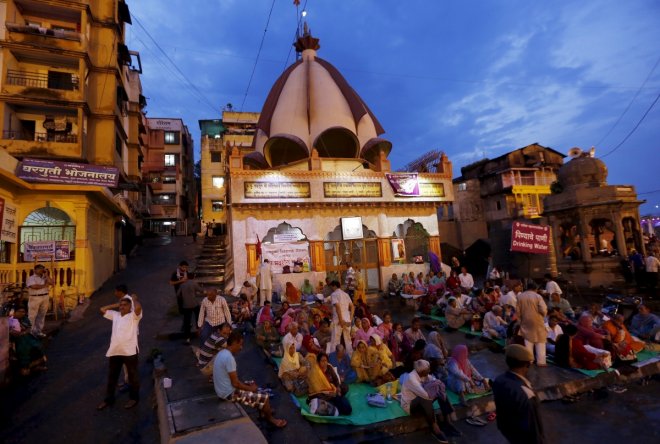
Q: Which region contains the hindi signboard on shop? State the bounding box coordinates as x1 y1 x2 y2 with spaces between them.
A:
0 197 18 243
16 158 119 187
510 221 550 254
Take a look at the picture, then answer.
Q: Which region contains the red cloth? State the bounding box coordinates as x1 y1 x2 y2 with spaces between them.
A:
571 337 600 370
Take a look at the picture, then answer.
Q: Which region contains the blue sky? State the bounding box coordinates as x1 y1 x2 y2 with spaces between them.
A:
127 0 660 214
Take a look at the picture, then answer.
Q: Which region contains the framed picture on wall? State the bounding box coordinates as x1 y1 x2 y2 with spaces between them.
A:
341 216 363 240
392 238 406 262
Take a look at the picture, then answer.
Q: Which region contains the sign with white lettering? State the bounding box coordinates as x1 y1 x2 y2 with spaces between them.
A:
0 197 18 243
261 242 310 274
147 118 183 131
16 158 119 187
510 221 550 254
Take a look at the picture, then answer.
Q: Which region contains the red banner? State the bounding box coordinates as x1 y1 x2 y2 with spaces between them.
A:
510 221 550 254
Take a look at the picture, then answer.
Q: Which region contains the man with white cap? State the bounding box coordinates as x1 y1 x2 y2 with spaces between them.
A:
492 344 546 444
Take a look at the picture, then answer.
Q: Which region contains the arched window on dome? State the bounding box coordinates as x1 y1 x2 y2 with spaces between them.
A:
264 135 308 167
20 207 76 262
314 127 359 159
588 218 615 256
393 219 430 264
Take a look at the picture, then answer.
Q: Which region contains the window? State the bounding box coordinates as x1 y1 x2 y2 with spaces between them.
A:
162 176 176 184
0 241 10 263
164 154 176 166
164 131 180 144
212 200 223 212
20 207 76 262
211 152 222 163
457 182 467 191
212 176 224 188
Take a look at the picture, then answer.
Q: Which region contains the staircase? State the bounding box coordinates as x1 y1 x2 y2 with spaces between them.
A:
193 236 226 290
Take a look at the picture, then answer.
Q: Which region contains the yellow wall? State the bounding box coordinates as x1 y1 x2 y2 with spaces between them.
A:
200 136 226 223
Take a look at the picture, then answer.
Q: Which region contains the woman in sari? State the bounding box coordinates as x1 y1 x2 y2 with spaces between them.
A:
369 334 394 376
279 307 297 335
424 331 449 379
428 272 444 295
376 311 393 341
9 307 47 376
255 319 281 355
576 313 610 349
446 345 489 405
401 274 415 295
445 297 471 330
603 314 645 361
414 273 427 295
353 317 378 349
285 282 301 304
278 336 309 396
389 322 411 364
446 270 460 292
308 352 353 415
555 324 612 370
351 340 376 383
329 344 357 384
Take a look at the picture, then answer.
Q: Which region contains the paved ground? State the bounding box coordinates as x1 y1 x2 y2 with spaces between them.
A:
0 235 200 444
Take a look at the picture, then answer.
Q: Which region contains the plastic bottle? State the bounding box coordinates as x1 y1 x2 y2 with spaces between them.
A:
386 382 393 402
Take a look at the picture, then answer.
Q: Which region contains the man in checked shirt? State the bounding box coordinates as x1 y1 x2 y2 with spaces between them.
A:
198 289 232 345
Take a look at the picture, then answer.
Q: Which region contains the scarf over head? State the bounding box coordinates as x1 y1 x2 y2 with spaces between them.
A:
279 335 301 377
307 354 334 395
449 344 471 379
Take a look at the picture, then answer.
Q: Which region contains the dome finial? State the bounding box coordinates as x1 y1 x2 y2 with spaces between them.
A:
294 22 320 53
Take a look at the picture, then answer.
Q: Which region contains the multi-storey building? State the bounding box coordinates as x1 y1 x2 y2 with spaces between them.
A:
0 0 145 301
199 111 258 233
142 118 196 235
440 143 565 277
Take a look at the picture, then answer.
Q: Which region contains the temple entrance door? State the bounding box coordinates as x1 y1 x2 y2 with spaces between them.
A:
324 238 379 291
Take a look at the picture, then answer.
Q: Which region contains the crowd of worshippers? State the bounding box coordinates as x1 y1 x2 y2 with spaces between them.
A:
388 269 660 371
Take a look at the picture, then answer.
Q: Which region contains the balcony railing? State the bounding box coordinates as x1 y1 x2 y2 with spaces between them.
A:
2 130 78 143
6 69 79 91
6 22 81 41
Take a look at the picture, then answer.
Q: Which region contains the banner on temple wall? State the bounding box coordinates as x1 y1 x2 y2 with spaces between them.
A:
261 241 310 274
510 221 550 254
24 240 71 261
385 173 420 196
0 198 17 243
16 158 119 187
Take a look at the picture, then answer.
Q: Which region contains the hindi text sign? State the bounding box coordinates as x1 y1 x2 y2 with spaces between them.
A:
510 221 550 254
0 197 18 243
323 182 382 198
386 173 420 196
244 182 311 199
16 158 119 187
261 242 310 274
419 182 445 197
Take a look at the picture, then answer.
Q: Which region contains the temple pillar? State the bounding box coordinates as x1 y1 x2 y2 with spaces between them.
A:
613 212 628 256
578 216 592 262
246 243 258 277
309 240 326 272
429 235 441 262
377 237 392 267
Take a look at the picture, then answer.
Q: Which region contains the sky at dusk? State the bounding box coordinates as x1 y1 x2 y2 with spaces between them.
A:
127 0 660 214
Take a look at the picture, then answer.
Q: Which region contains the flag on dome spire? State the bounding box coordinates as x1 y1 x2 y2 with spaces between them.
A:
293 0 300 5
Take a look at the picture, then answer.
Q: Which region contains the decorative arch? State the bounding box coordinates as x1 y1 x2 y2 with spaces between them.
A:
622 216 643 254
393 219 430 263
262 221 307 243
264 134 309 167
325 224 377 241
20 206 76 261
589 218 615 256
313 126 360 159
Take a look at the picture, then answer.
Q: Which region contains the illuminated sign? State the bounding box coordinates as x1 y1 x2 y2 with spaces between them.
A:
244 182 311 199
323 182 382 198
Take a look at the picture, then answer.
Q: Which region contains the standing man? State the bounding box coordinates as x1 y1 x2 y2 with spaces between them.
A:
198 289 232 345
178 273 205 343
328 280 354 355
169 260 189 314
458 267 474 293
256 259 273 306
629 249 645 287
516 282 548 366
26 264 54 337
213 331 287 428
645 252 659 294
97 295 143 410
493 344 546 443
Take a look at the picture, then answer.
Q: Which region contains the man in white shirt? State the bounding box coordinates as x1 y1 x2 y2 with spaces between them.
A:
328 281 354 355
26 264 54 337
500 282 522 309
458 267 474 293
645 252 659 292
281 321 303 351
543 274 562 296
97 295 143 410
545 315 563 354
256 259 273 306
198 289 232 346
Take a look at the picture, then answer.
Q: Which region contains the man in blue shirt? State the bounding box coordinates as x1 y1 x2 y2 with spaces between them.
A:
213 331 287 428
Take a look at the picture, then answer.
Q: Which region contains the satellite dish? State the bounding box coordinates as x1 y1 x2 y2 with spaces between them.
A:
568 147 583 159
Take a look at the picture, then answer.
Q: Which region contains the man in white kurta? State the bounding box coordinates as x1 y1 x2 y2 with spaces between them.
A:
256 259 273 306
516 282 548 366
328 281 354 355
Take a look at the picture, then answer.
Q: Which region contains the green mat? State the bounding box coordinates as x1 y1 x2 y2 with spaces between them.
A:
547 348 659 377
418 312 506 347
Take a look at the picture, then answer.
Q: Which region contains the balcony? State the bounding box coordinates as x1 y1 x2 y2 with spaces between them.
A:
3 130 77 143
5 23 83 52
149 204 178 218
6 69 79 90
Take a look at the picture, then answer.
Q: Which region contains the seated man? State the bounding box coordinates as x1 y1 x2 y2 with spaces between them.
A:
214 331 286 428
630 305 660 342
282 322 304 351
300 279 317 302
548 293 575 319
197 323 232 375
239 281 257 306
312 318 332 352
387 273 402 298
483 305 508 339
545 315 563 354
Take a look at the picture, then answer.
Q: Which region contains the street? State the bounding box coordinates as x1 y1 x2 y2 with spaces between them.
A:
0 236 199 444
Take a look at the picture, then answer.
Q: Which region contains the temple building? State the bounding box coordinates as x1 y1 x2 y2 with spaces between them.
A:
225 28 454 293
543 149 645 287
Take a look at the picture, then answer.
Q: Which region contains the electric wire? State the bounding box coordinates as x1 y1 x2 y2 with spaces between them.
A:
239 0 277 112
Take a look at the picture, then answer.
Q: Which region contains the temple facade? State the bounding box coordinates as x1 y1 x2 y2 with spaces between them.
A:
225 30 454 293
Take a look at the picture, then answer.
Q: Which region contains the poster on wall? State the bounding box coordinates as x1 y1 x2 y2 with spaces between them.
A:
385 173 420 196
510 221 550 254
24 240 71 261
261 241 311 274
391 238 406 263
0 197 18 243
341 216 364 240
